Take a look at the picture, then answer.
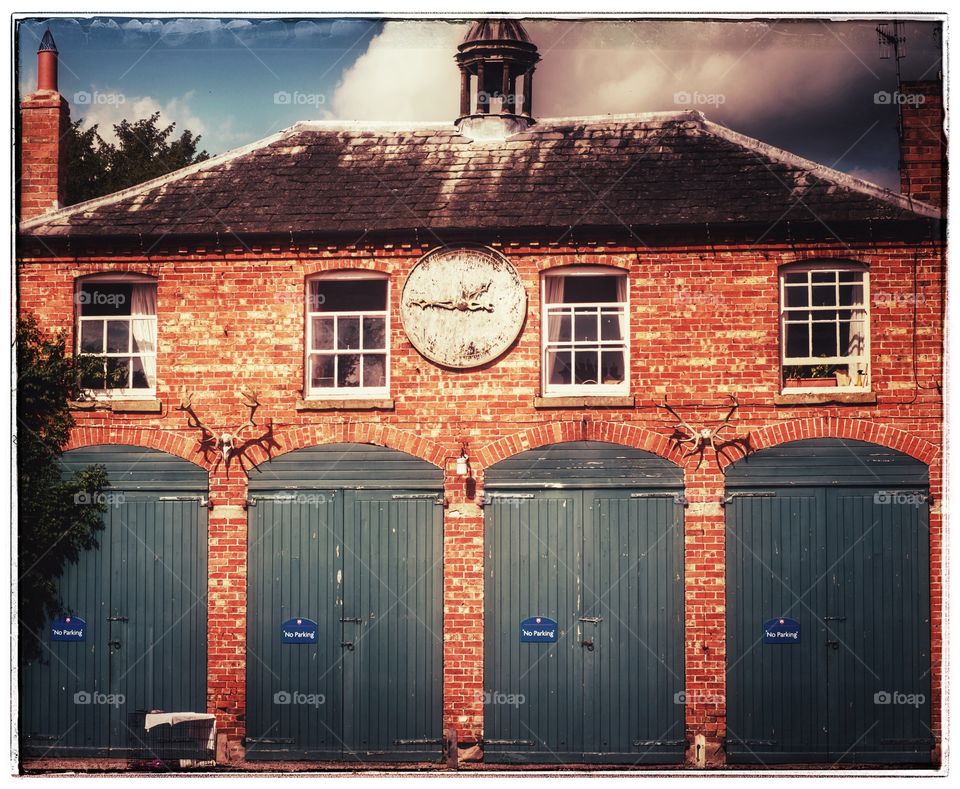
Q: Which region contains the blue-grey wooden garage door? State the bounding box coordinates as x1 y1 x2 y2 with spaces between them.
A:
483 442 685 763
245 444 443 761
725 439 932 764
20 445 208 757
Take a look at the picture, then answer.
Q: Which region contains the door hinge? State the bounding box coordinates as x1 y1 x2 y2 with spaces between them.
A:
477 493 535 506
158 495 212 509
390 494 445 505
629 492 685 505
633 739 688 747
722 491 777 505
726 738 777 746
483 739 535 746
244 737 295 745
880 738 935 747
393 738 442 746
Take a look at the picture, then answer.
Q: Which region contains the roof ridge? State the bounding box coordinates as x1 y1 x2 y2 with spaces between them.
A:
18 124 299 231
698 116 942 220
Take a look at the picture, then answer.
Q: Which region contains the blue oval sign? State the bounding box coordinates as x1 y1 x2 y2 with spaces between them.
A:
763 617 800 644
281 617 318 644
520 616 558 643
51 616 86 642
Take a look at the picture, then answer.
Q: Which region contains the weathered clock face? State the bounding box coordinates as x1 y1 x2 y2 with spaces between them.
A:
400 246 527 368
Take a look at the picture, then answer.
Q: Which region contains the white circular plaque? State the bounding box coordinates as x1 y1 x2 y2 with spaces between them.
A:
400 246 527 368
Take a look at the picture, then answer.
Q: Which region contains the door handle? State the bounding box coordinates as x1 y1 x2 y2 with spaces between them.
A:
825 640 840 650
108 639 121 650
581 639 594 651
340 641 355 651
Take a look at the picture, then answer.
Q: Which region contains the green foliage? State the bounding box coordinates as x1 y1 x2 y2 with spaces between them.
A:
16 314 111 661
64 111 209 205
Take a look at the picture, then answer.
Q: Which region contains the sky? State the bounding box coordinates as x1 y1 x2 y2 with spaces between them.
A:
15 16 944 191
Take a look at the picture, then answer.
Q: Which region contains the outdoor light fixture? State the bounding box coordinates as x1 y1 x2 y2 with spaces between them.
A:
456 445 470 476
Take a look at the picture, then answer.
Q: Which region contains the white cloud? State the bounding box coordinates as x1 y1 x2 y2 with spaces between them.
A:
72 89 242 154
330 20 465 121
328 19 876 129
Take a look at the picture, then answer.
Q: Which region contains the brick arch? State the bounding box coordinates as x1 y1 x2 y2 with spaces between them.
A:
732 417 939 469
536 258 631 274
65 427 211 469
246 422 447 469
476 421 686 471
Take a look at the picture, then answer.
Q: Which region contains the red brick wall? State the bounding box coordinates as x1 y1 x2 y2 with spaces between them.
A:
19 91 69 221
900 80 945 212
17 239 944 765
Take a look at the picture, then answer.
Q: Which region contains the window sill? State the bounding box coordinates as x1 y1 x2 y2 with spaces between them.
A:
774 391 877 406
296 398 395 412
68 398 162 413
534 395 635 409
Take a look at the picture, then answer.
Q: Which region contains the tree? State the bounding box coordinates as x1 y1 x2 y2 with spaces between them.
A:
16 314 111 662
64 111 209 205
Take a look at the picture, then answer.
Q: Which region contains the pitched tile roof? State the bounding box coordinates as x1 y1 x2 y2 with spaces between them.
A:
20 110 939 241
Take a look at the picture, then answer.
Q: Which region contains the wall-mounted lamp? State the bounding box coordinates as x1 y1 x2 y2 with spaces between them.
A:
455 444 470 476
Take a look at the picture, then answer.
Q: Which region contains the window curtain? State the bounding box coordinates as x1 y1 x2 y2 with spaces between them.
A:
615 275 628 341
131 284 157 388
545 276 565 383
846 280 865 358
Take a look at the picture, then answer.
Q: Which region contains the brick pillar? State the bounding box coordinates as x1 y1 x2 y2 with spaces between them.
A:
206 464 249 763
899 80 945 211
683 464 727 766
442 463 485 761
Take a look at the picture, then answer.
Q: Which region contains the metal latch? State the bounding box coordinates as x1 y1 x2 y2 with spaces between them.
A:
340 641 355 651
106 616 128 622
579 616 603 624
581 639 595 651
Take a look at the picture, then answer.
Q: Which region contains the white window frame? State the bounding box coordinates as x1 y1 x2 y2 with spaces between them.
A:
541 266 630 397
779 262 871 393
75 273 158 399
304 270 390 399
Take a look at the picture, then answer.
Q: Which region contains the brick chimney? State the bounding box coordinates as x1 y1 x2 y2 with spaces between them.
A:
19 29 70 222
899 79 945 212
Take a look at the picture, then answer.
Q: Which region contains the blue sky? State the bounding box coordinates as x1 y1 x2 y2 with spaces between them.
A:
16 16 943 190
17 17 385 152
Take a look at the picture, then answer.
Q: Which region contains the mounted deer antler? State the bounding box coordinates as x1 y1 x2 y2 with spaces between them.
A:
177 389 265 469
220 389 260 461
659 394 743 468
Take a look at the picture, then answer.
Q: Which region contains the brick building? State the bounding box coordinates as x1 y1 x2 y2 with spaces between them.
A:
17 21 945 769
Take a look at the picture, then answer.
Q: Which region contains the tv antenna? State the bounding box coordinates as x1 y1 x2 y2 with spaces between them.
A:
877 21 909 191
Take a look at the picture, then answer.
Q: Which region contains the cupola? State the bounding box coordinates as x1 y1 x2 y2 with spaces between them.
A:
455 19 540 140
